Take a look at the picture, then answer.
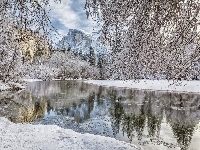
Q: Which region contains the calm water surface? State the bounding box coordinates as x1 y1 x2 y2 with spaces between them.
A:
0 80 200 150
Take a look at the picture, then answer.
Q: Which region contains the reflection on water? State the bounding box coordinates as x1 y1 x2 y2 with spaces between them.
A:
0 91 46 123
1 80 200 150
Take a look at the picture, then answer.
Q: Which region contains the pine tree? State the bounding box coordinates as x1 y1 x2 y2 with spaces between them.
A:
89 46 95 66
67 46 71 52
82 54 88 61
97 55 105 80
79 49 83 58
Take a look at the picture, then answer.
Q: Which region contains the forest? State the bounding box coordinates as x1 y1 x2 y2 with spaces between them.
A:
0 0 199 84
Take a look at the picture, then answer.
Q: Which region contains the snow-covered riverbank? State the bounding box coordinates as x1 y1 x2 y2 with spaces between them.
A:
2 79 200 94
0 82 10 91
0 117 140 150
0 81 25 91
85 80 200 93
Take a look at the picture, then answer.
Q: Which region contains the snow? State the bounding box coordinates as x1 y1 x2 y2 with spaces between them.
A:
0 81 25 91
85 80 200 93
56 29 108 55
0 117 141 150
22 79 43 82
0 81 11 91
7 82 25 89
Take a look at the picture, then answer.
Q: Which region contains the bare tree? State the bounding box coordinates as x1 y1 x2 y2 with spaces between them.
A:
85 0 200 80
0 0 59 82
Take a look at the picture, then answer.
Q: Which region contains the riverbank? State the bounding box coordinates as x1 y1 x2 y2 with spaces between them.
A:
0 117 141 150
0 79 200 93
85 80 200 94
0 81 25 91
2 79 200 94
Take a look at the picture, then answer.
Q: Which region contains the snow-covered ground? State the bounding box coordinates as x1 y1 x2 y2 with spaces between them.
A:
0 81 25 91
85 80 200 93
0 81 11 91
22 79 43 82
0 117 141 150
3 79 200 94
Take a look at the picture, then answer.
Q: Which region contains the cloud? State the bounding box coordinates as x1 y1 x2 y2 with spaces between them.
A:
49 0 96 36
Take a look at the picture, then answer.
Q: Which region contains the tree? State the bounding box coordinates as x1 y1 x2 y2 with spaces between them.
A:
89 46 96 66
67 46 71 52
97 54 106 79
85 0 200 80
79 49 83 58
0 0 59 82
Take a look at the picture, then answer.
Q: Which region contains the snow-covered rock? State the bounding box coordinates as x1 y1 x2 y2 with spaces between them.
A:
56 29 108 56
0 117 141 150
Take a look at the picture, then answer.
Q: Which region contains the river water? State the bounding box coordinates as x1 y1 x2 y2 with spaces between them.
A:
0 80 200 150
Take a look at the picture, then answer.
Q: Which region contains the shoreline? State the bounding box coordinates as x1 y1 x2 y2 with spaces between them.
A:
0 117 141 150
84 79 200 94
2 78 200 94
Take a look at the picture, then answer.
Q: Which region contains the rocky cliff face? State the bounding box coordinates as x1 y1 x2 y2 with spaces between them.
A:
56 29 108 56
19 29 50 62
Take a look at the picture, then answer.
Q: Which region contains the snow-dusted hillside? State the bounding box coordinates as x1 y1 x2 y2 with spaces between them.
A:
56 29 109 56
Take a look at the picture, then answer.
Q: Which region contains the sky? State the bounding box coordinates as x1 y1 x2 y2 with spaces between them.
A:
49 0 97 37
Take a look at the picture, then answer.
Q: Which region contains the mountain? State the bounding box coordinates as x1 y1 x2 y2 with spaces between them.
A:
56 29 109 56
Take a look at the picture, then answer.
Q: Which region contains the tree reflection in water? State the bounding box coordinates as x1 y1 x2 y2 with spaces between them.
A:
2 80 200 150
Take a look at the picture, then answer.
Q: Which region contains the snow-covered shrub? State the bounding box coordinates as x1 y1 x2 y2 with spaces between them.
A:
20 51 100 80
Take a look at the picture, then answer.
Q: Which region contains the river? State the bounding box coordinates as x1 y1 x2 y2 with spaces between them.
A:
0 80 200 150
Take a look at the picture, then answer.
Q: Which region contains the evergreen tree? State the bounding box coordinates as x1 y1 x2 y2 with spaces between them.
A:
74 51 78 57
97 54 105 80
67 46 71 52
79 49 83 58
89 46 95 66
82 54 88 61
